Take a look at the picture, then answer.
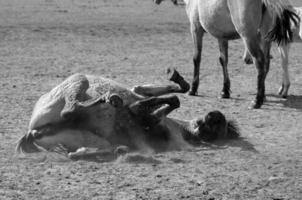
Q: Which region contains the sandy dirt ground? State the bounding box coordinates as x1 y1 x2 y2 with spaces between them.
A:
0 0 301 199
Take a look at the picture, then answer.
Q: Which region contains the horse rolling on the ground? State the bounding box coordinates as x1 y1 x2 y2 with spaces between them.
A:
16 69 240 161
154 0 299 108
243 6 302 98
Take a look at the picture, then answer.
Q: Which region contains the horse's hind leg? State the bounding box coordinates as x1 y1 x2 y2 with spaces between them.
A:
241 34 266 108
278 44 290 98
132 68 190 97
218 39 231 98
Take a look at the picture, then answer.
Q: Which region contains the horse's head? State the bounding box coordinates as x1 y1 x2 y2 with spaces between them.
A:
154 0 178 5
193 110 240 141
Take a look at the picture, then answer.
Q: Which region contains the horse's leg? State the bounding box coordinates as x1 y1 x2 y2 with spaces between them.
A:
129 95 180 127
278 44 290 98
188 22 205 96
227 0 268 108
242 34 266 108
261 40 272 104
218 39 231 98
129 95 180 117
52 142 129 161
58 147 118 161
132 68 190 97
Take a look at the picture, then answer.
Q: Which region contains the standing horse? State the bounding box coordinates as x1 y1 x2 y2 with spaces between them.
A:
243 6 302 98
154 0 299 108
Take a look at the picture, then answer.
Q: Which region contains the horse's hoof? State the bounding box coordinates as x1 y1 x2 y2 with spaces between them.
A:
220 92 230 99
249 100 262 109
68 147 88 160
179 81 190 93
282 95 288 99
167 68 190 93
188 90 197 96
278 84 289 99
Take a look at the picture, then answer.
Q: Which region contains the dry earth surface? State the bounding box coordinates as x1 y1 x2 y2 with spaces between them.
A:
0 0 301 199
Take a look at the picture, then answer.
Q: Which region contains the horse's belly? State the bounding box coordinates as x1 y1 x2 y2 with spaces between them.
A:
198 0 239 39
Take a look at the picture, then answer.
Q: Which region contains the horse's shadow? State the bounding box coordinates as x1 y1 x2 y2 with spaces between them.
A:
266 94 302 110
191 137 258 153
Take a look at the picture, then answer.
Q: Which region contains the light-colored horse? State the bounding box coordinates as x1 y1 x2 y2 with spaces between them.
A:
243 6 302 98
16 69 239 161
154 0 299 108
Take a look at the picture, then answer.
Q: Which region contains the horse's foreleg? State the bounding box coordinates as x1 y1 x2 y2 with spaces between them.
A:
189 23 204 96
129 96 180 116
218 39 231 98
278 44 290 98
243 35 266 109
129 95 180 127
132 68 190 97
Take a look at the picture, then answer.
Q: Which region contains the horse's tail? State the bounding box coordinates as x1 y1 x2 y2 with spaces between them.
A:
226 120 240 139
16 131 41 154
262 0 300 44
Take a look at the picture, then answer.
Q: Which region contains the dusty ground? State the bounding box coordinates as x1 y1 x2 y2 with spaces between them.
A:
0 0 301 199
